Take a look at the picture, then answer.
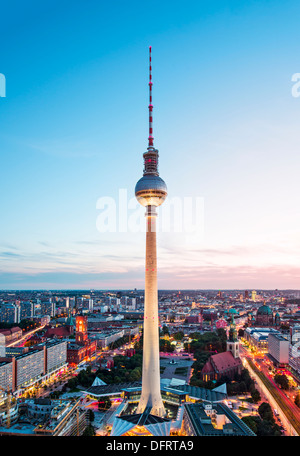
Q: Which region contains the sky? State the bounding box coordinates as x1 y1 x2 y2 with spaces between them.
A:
0 0 300 290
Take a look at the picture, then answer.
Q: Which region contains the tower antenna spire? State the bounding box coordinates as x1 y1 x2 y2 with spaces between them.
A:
148 46 154 148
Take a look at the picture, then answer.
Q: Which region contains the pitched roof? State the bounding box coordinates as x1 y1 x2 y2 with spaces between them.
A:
44 326 71 338
10 327 22 333
201 359 214 374
210 351 242 373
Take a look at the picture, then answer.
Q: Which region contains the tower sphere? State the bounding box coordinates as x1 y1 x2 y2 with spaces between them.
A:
135 174 167 207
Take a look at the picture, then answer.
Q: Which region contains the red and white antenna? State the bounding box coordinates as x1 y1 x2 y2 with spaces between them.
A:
148 46 154 148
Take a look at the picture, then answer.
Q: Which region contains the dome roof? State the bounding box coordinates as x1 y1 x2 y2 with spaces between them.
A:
229 308 238 314
135 175 167 207
257 304 272 315
135 175 167 194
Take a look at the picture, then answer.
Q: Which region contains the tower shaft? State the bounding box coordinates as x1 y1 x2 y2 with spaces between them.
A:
136 206 165 416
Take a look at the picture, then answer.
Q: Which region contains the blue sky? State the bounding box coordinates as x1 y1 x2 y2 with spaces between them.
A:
0 0 300 289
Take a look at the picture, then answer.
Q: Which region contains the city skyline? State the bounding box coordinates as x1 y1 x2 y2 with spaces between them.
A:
1 0 300 289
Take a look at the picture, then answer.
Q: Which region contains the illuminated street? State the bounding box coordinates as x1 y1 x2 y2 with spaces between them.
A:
239 342 300 435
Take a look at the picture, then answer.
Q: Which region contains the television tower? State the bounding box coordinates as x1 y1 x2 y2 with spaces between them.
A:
135 46 167 417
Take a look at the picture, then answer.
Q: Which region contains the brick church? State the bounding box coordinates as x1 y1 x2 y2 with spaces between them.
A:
201 316 242 382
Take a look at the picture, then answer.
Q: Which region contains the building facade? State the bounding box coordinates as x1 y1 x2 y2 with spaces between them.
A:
0 340 67 393
268 333 289 366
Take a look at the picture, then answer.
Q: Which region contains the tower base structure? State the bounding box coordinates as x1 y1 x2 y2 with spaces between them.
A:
110 406 171 437
136 206 165 418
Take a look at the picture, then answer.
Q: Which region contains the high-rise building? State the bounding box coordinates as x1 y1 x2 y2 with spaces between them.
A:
0 303 19 324
0 340 68 393
135 46 167 418
40 299 55 317
268 333 289 366
20 301 35 320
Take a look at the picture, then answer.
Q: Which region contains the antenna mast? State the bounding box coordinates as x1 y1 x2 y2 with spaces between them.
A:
148 46 154 148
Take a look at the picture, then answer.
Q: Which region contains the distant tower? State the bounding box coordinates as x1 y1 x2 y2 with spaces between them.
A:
275 312 281 327
227 315 239 358
135 47 167 417
75 315 88 345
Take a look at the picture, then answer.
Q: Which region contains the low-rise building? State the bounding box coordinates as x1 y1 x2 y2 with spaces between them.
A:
89 329 125 349
66 339 97 365
0 392 18 427
182 402 255 436
244 327 280 352
0 327 22 345
33 399 88 436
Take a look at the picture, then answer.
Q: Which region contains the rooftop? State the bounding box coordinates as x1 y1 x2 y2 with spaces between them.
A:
210 351 242 372
185 402 255 436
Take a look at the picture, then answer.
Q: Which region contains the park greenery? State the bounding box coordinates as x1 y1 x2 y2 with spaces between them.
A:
187 329 261 403
242 402 282 436
184 328 227 354
65 354 143 390
173 331 184 341
135 329 175 353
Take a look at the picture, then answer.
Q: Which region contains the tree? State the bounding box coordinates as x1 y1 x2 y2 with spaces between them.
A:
243 414 282 436
251 388 261 403
295 392 300 408
83 425 95 436
88 409 95 422
258 402 274 423
242 416 257 434
238 381 247 394
173 331 184 341
66 377 78 390
274 373 289 390
162 325 170 336
129 367 142 382
159 338 174 352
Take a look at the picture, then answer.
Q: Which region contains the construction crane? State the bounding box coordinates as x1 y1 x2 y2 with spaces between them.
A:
0 386 11 428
